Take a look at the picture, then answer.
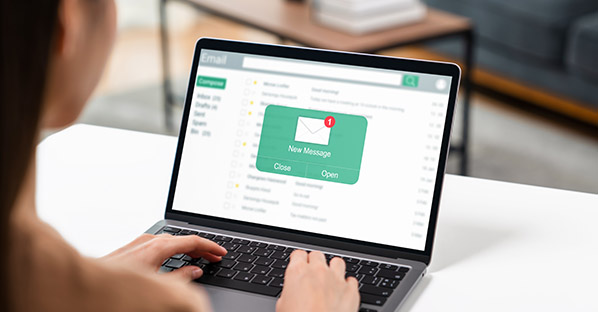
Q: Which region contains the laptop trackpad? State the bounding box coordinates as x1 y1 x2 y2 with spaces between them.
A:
204 285 277 311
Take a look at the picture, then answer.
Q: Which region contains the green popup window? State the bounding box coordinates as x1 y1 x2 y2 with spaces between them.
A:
256 105 367 185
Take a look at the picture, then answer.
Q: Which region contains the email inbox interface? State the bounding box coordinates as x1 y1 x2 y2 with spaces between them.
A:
173 50 451 251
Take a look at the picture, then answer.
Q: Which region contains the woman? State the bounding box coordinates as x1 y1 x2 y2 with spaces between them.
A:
0 0 360 311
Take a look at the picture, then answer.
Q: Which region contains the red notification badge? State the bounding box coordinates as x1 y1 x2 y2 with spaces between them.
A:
324 116 335 128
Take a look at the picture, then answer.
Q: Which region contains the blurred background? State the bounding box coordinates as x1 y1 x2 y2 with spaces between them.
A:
79 0 598 193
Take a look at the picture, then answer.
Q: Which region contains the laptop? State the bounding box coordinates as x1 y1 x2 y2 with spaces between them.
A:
146 38 460 311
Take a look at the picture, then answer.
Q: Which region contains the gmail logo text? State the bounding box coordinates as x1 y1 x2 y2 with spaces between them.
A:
294 117 331 145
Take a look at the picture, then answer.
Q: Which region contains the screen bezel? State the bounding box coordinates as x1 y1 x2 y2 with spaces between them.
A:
165 38 460 265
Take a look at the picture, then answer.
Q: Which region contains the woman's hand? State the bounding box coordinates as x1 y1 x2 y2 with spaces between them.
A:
277 250 360 312
101 233 227 280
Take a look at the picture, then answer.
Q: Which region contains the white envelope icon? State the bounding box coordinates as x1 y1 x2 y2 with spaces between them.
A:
294 116 330 145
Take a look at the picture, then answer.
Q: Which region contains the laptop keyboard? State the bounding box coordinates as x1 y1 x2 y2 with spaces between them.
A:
157 226 410 309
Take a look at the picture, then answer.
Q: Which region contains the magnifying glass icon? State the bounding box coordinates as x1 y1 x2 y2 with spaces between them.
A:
402 75 419 87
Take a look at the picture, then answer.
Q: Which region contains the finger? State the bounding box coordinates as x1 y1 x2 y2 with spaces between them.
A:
345 276 361 308
172 236 227 258
347 275 359 286
194 251 223 263
149 235 227 264
287 249 308 270
168 265 203 281
329 257 346 276
346 276 359 293
308 250 326 266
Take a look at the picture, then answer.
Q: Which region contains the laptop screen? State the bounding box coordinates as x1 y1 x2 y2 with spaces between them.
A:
172 49 453 252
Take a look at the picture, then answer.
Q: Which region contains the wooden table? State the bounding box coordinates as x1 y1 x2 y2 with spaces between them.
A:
159 0 474 175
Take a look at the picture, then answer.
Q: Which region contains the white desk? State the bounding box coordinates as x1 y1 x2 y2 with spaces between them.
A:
37 124 598 311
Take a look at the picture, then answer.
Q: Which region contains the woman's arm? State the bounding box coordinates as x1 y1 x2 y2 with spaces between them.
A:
10 214 224 312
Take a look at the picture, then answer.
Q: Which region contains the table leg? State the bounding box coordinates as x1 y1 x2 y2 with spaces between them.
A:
160 0 175 131
460 29 474 176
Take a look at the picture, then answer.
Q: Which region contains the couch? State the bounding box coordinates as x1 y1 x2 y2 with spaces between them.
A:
425 0 598 124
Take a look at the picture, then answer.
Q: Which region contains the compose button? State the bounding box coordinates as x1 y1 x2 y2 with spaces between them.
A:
196 75 227 89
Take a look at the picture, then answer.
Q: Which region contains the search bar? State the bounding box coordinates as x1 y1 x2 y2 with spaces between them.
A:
242 57 402 86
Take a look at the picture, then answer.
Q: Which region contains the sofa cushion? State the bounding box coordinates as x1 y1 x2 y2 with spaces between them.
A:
426 0 598 65
567 11 598 82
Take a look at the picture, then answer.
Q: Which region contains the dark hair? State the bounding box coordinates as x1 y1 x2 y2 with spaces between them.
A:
0 0 61 310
